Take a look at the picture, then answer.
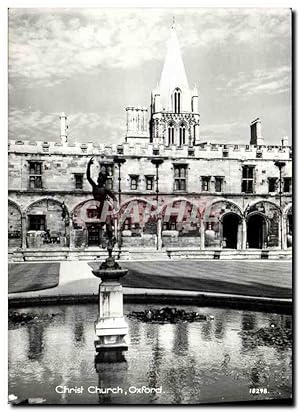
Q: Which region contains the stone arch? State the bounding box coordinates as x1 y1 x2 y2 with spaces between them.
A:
25 197 70 248
283 203 292 219
25 196 70 215
202 199 243 249
72 198 116 248
158 197 201 248
8 199 23 248
283 203 293 248
245 200 281 248
203 198 243 219
158 197 201 218
8 198 24 217
246 212 269 249
245 199 281 216
118 198 158 248
119 197 156 214
220 211 243 249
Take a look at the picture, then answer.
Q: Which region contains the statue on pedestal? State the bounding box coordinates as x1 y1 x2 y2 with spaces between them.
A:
87 157 128 351
86 157 118 265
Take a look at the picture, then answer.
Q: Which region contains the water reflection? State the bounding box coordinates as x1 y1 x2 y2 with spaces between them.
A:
27 323 44 360
173 323 188 355
95 351 128 404
8 304 292 405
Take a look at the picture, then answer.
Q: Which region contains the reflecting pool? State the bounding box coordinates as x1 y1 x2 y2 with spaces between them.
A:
8 304 292 405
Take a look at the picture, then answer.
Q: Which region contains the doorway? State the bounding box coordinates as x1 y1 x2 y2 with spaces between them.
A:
247 214 266 249
222 213 240 249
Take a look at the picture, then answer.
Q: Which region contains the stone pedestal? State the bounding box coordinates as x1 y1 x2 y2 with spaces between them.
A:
92 261 128 351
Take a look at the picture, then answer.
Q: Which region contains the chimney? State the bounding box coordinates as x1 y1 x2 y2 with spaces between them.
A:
60 112 68 144
281 136 289 146
250 118 264 146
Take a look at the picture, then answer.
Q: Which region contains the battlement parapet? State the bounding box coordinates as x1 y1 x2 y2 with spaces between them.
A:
8 139 292 161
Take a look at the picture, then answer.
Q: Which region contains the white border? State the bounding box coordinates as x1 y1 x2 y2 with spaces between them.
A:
1 1 298 411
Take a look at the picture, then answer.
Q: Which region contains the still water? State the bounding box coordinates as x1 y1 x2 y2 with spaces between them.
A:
8 304 292 405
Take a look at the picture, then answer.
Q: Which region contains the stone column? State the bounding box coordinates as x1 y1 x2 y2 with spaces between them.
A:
157 217 162 250
278 215 283 249
69 215 75 249
282 215 287 250
200 220 205 249
21 215 27 249
241 218 247 250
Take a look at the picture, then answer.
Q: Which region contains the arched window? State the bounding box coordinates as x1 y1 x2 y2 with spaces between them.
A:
173 88 182 114
179 123 186 146
167 123 175 146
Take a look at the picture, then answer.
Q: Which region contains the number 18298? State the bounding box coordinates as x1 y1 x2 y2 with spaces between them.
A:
249 388 268 394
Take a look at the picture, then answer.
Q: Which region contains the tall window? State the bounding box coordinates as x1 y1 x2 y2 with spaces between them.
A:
130 175 139 190
173 88 181 114
105 165 114 190
215 177 224 192
28 161 43 189
179 123 186 146
145 176 154 191
167 123 175 146
283 177 291 193
74 173 83 189
242 165 254 193
201 176 210 192
174 165 187 191
268 177 277 193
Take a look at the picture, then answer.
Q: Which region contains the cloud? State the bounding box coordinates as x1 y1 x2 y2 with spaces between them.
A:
217 65 290 97
8 8 291 88
8 108 125 144
200 121 241 140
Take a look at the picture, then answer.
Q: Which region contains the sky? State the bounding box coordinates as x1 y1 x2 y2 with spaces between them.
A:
8 8 292 146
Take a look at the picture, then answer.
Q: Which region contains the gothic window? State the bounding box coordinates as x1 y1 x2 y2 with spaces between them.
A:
167 123 175 146
179 123 186 146
173 88 182 114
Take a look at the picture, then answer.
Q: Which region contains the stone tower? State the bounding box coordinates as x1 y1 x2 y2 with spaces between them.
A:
150 23 200 146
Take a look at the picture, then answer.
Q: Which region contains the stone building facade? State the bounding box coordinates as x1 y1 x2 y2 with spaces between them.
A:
8 26 292 257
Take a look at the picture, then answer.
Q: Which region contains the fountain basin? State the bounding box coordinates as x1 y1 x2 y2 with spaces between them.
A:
92 269 128 281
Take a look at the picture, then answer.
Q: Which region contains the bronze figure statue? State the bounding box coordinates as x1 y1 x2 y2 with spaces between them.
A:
87 157 117 257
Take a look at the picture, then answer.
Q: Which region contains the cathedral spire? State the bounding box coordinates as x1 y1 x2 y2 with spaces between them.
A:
159 21 190 111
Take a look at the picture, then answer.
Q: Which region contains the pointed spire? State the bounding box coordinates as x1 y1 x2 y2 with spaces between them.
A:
159 21 190 111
